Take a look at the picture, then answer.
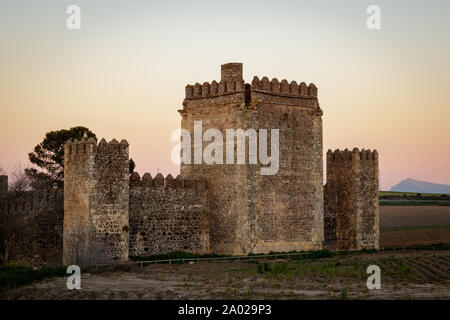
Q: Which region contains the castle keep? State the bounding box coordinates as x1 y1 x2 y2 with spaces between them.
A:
180 63 324 254
0 63 379 266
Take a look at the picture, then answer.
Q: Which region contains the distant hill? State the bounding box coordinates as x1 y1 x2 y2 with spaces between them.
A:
390 178 450 194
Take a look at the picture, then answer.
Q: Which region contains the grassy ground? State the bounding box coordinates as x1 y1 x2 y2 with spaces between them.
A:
2 250 448 300
380 201 450 206
0 265 67 293
1 205 448 299
379 191 450 206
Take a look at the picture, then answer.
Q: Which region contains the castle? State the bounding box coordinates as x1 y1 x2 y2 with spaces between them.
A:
0 63 379 267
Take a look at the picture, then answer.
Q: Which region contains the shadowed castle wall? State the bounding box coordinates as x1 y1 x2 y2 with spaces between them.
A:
324 149 379 250
0 186 63 266
129 173 210 256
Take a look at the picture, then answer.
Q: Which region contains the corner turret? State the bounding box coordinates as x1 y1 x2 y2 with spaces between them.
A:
63 138 130 266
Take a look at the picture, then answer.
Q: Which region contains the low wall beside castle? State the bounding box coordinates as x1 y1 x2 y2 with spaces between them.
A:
0 188 63 266
129 173 210 257
1 169 212 266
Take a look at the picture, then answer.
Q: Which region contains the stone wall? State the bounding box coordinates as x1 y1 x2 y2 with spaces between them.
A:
1 63 381 266
249 77 324 253
64 137 130 266
358 150 380 249
324 148 379 250
180 63 324 255
129 173 210 256
0 187 63 266
181 64 254 255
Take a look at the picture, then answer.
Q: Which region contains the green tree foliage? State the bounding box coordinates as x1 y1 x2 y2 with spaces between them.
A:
25 126 96 189
129 158 136 174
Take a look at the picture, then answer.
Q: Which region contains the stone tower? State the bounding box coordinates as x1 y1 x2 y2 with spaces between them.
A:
180 63 324 255
63 137 130 266
324 148 379 250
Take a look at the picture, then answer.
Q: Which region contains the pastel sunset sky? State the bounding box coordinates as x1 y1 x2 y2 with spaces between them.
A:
1 0 449 190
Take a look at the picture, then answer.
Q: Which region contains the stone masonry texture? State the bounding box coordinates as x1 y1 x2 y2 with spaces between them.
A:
129 173 210 256
181 63 325 255
0 188 63 266
63 137 130 266
324 149 379 250
1 63 379 266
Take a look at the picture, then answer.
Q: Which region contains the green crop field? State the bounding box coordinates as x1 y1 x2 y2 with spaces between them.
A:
380 191 450 197
379 191 450 206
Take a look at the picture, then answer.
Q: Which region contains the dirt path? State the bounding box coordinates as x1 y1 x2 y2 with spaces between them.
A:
380 226 450 247
380 206 450 227
2 250 449 300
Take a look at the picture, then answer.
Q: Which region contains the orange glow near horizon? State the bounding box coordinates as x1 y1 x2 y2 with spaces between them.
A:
1 1 450 190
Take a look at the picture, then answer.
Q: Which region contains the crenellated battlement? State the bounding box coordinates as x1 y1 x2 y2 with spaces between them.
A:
185 62 245 101
181 63 319 113
326 148 378 162
185 79 245 100
1 189 63 212
64 137 96 156
184 77 317 101
129 172 206 191
65 137 129 156
251 76 317 99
